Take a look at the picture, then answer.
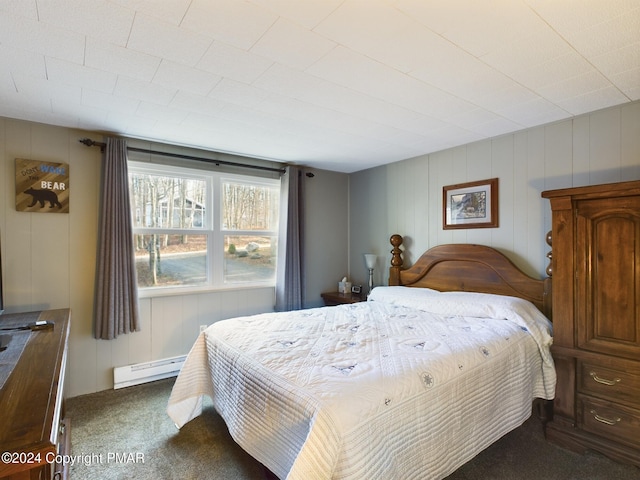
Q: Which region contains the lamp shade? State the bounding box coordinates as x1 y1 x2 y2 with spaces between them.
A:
364 254 377 269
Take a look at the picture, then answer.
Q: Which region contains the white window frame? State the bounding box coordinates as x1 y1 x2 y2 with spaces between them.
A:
128 161 280 297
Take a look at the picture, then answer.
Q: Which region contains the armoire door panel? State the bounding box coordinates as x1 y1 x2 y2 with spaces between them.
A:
576 197 640 360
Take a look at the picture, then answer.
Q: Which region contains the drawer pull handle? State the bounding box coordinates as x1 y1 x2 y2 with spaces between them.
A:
589 371 621 386
589 409 621 426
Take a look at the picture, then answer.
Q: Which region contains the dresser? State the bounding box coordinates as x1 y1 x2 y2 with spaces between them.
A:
542 181 640 467
0 309 71 480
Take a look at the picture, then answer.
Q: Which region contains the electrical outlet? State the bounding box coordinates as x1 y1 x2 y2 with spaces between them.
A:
199 324 208 333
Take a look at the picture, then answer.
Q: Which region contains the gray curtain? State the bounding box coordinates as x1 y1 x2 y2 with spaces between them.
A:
94 137 140 339
275 166 305 311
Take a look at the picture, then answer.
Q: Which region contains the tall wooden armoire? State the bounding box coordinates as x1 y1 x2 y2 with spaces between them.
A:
542 180 640 467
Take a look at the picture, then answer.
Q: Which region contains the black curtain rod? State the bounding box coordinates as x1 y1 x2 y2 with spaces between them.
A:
79 138 287 174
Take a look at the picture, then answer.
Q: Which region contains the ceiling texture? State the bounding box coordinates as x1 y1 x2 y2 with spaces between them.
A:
0 1 638 173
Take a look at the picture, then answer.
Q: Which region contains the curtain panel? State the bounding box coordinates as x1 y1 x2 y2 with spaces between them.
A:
275 166 305 311
94 137 140 339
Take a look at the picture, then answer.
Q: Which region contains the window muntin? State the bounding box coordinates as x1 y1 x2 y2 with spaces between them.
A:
128 162 279 292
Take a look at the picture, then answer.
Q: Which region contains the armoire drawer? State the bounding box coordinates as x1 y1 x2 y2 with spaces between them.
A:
577 361 640 407
578 395 640 448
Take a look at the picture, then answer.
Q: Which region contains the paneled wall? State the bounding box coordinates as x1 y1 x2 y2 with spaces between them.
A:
0 118 349 397
349 102 640 287
304 168 350 308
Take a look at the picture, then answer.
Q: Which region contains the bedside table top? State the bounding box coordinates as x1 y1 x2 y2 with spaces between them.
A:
321 291 366 305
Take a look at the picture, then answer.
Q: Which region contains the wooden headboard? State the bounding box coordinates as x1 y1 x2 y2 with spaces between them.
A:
388 234 552 319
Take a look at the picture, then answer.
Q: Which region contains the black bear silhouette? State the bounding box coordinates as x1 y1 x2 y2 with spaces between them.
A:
24 188 62 208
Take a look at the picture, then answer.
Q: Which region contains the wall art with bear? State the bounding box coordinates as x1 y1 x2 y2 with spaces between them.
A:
15 158 69 213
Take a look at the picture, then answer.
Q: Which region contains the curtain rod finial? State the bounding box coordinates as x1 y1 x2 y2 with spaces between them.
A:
79 138 94 146
79 138 106 151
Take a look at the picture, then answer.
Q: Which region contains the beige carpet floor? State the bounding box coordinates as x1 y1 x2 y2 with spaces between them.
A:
66 378 640 480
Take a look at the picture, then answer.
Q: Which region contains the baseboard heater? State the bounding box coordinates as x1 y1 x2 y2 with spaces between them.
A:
113 355 186 389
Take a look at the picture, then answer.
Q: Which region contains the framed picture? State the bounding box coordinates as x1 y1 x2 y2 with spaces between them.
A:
15 158 70 213
443 178 498 229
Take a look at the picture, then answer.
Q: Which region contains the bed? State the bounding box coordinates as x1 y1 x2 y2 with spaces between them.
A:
167 235 555 480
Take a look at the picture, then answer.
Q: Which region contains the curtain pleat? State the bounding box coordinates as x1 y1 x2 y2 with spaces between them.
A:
275 166 305 311
94 137 140 339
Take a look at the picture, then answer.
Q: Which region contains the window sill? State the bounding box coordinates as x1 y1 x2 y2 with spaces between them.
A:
137 283 275 299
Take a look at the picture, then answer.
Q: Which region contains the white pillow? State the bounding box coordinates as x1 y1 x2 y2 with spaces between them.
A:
367 286 440 305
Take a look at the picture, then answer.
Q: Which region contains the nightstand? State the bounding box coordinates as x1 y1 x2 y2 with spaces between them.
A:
321 291 366 306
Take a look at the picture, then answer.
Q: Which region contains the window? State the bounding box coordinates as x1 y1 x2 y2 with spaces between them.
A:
128 162 280 292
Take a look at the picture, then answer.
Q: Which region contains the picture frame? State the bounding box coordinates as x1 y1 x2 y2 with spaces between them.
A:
15 158 70 213
443 178 498 229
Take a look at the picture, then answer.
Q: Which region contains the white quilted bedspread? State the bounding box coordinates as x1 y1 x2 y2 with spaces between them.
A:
168 288 555 480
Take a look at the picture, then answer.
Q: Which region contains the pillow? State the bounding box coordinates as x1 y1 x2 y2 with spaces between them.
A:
367 286 440 305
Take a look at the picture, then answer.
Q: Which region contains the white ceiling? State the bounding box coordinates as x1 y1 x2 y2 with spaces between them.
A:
1 1 638 173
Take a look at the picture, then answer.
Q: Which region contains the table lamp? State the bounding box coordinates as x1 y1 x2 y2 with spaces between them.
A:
364 254 377 296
